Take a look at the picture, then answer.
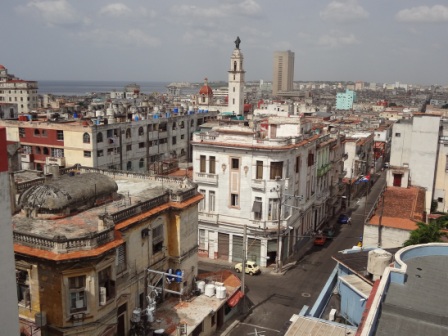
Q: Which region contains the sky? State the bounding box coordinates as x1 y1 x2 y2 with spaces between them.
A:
1 0 448 85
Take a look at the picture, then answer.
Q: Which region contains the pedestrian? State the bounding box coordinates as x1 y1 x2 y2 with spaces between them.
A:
348 217 352 226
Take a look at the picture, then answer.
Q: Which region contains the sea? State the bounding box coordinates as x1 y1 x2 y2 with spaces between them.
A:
38 80 172 96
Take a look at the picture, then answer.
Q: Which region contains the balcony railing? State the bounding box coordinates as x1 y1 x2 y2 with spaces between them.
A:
195 172 218 185
251 179 266 191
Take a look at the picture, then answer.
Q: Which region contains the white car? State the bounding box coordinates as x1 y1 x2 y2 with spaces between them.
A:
234 261 261 275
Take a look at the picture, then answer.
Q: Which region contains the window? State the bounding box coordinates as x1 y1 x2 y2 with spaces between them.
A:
199 229 206 250
139 158 144 168
253 197 262 220
97 150 104 157
125 128 131 139
200 155 206 173
438 197 444 203
34 129 40 136
43 147 49 155
181 134 185 140
139 142 145 148
172 136 177 145
98 267 115 304
256 161 263 179
209 156 216 174
270 162 283 179
231 158 239 170
138 127 144 136
295 156 300 173
107 148 114 155
127 161 132 171
307 152 314 167
69 276 87 312
268 199 279 220
127 144 132 151
57 130 64 141
148 124 154 132
116 244 127 274
41 129 47 137
152 225 164 254
231 193 239 207
209 191 215 212
51 148 64 157
180 121 185 129
199 189 206 211
395 133 401 137
83 133 90 144
84 151 91 157
35 147 41 154
19 128 25 137
16 270 30 307
97 132 103 143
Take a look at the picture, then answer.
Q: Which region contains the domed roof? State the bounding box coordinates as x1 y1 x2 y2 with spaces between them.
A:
19 173 118 212
199 78 213 96
0 65 5 70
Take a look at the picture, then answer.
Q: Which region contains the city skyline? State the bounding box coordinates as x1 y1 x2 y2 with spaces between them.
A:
1 0 448 86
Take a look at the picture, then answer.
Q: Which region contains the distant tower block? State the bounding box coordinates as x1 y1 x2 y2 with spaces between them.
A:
272 50 295 96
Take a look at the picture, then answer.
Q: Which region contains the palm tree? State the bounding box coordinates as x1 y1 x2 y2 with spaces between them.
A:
403 220 448 247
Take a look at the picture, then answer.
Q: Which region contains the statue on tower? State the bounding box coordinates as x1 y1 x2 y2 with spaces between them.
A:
234 36 241 49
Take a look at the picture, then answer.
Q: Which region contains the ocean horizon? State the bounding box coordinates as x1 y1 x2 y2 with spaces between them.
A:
38 80 172 96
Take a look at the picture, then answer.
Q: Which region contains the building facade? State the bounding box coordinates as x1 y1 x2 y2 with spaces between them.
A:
0 65 39 114
272 50 295 96
336 89 356 110
227 44 246 115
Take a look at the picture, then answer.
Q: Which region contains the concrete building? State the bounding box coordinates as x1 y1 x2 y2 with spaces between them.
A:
0 108 217 172
387 114 441 213
272 50 295 96
336 89 356 110
0 65 39 114
0 127 20 335
192 117 346 268
11 165 239 335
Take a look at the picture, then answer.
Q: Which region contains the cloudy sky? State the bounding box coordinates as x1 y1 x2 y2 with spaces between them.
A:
1 0 447 85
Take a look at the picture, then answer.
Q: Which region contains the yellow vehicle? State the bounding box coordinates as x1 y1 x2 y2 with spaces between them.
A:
234 261 261 275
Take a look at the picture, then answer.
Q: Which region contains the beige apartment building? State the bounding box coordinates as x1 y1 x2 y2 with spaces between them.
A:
272 50 295 96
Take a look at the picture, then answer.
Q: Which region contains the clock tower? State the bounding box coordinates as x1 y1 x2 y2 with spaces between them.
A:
227 37 245 115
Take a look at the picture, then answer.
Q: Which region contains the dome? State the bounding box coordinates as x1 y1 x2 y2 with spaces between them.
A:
199 78 213 96
19 173 118 213
0 65 5 70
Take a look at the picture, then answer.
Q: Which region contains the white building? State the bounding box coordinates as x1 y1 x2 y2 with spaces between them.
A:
227 40 245 115
0 65 39 114
388 114 441 213
0 127 20 335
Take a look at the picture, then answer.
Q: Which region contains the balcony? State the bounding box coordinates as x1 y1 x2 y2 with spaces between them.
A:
195 172 218 185
21 153 34 163
251 179 266 191
46 156 66 166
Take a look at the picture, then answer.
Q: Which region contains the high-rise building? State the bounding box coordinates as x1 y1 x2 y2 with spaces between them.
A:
272 50 295 96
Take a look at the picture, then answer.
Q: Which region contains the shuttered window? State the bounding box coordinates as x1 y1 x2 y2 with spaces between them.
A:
116 244 126 274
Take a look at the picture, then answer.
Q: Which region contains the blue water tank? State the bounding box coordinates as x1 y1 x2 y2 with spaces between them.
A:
175 269 183 283
154 114 159 119
205 110 208 113
73 112 78 119
134 116 139 121
173 108 178 114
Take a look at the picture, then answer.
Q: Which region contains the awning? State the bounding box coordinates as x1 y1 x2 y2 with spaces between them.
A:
252 201 262 213
227 290 244 308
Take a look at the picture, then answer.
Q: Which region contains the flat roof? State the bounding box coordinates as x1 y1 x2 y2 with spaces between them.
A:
284 315 356 336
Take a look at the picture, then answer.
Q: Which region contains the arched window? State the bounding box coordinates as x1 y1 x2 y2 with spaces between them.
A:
234 61 237 71
83 132 90 144
43 147 49 155
180 149 185 156
202 96 206 103
34 129 40 136
139 158 144 168
35 147 41 154
97 132 103 143
127 161 132 171
138 127 144 136
126 128 131 139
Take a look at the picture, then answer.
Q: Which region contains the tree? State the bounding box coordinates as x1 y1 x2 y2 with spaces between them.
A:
403 220 448 247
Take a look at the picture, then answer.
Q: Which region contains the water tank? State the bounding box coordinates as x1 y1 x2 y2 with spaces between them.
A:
73 112 78 119
367 249 392 280
216 286 226 299
173 108 179 114
204 284 215 297
175 269 183 283
196 280 205 293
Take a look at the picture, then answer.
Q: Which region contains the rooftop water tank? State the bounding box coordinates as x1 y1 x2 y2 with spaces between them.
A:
175 269 183 283
216 286 226 299
367 249 392 280
204 284 215 297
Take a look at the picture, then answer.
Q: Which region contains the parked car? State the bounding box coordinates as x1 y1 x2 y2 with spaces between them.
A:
234 261 261 275
337 214 350 224
313 235 327 246
322 227 335 238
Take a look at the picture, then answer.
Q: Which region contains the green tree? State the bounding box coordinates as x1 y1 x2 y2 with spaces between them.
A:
403 221 448 246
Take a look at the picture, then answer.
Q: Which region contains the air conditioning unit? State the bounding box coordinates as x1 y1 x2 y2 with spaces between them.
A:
46 156 66 166
99 287 107 306
21 153 34 163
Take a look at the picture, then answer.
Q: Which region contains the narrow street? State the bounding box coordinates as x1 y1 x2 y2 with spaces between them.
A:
199 171 387 336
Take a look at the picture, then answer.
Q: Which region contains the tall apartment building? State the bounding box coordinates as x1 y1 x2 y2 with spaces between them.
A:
0 65 39 114
272 50 295 96
336 89 356 110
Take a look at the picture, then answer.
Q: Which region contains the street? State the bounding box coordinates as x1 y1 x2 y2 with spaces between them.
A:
199 172 387 336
